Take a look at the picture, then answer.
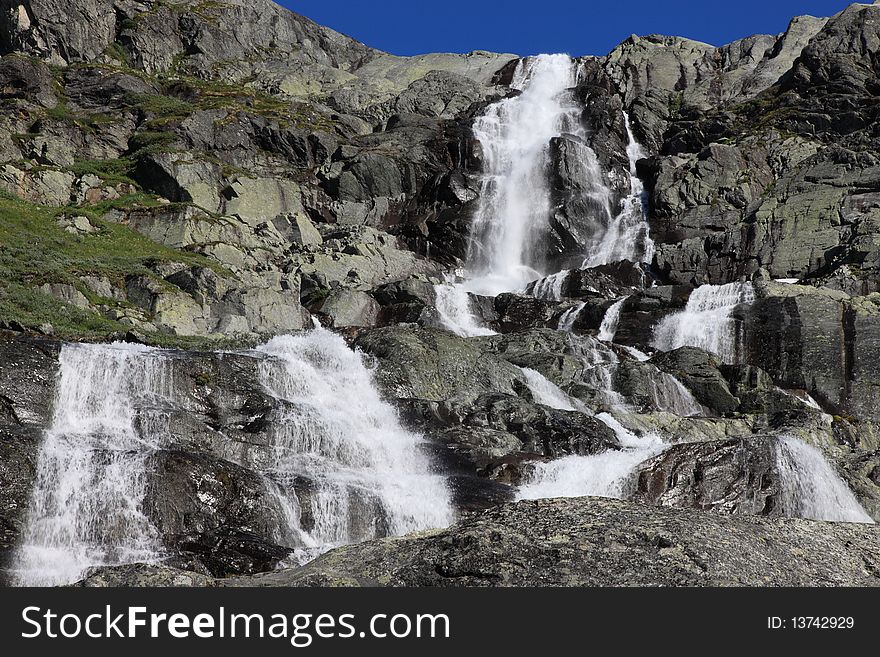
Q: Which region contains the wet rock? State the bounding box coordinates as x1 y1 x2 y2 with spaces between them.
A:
651 347 740 415
354 327 523 403
145 450 294 577
632 437 781 516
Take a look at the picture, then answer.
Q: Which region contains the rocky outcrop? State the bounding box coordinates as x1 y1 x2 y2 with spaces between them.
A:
5 0 880 590
225 497 880 587
0 337 57 578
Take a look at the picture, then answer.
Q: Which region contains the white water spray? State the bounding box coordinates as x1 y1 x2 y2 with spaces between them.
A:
652 282 755 363
775 436 873 523
465 54 578 296
256 328 455 559
13 343 171 586
434 283 497 338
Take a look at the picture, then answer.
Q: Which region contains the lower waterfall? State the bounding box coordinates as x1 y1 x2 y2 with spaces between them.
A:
13 343 172 586
775 436 873 524
652 282 755 363
13 328 454 586
256 329 454 557
517 412 665 501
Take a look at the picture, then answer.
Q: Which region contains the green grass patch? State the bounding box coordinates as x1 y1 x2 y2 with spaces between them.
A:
0 192 221 338
126 92 196 120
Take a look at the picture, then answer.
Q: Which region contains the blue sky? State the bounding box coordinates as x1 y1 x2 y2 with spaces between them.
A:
279 1 855 56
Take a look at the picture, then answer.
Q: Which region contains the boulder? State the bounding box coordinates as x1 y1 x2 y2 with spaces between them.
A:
229 497 880 587
651 347 740 415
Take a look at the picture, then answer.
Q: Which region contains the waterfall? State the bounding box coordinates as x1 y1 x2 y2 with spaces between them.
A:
434 283 497 338
652 282 755 364
13 343 172 586
465 54 578 297
597 297 628 342
256 328 455 559
517 412 665 500
14 328 455 585
775 436 873 524
582 112 654 267
531 270 569 302
519 367 585 412
558 301 586 331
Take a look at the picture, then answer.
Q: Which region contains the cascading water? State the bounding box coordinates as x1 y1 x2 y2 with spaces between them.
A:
519 367 585 412
652 282 755 364
582 113 655 268
256 328 455 559
531 271 569 302
597 297 628 342
775 436 873 524
14 328 455 585
516 344 669 500
557 301 586 331
13 343 172 586
434 282 497 338
517 412 665 500
465 54 578 296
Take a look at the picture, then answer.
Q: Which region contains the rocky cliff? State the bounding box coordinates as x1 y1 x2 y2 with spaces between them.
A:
2 0 880 587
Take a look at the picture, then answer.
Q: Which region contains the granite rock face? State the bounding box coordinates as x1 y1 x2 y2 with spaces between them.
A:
226 497 880 587
3 1 880 589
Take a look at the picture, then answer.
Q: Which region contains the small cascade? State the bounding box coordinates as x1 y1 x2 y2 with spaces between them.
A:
582 112 654 267
597 297 628 342
557 301 586 332
622 345 651 361
652 282 755 364
647 371 703 417
531 270 569 301
567 334 627 410
775 436 874 524
434 283 497 338
256 329 455 559
13 343 172 586
519 367 585 412
517 412 665 500
465 54 578 296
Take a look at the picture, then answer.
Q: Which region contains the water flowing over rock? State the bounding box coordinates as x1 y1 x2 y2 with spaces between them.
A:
13 343 171 586
466 54 578 296
255 330 454 558
517 413 665 501
598 297 628 341
653 283 755 363
581 113 654 267
4 0 880 588
10 329 454 585
775 436 873 523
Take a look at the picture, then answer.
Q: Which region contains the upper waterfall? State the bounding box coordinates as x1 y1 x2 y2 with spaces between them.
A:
465 53 578 296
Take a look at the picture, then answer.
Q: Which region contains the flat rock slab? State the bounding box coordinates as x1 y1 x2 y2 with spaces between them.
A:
225 497 880 587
